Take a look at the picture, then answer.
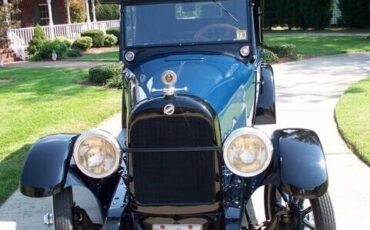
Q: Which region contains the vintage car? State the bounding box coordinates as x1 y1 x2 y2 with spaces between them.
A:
20 0 336 229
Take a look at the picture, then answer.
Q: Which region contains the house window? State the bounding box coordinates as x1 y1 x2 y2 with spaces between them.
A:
39 4 50 25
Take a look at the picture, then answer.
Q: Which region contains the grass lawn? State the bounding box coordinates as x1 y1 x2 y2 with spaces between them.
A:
265 35 370 57
335 77 370 165
78 51 119 62
0 68 121 203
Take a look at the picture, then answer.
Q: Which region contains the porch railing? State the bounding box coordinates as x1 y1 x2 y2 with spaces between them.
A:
7 20 120 50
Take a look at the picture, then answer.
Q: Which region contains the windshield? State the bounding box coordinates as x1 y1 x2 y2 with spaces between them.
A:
124 0 249 47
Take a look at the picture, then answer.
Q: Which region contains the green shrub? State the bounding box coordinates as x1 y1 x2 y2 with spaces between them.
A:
106 27 120 38
106 27 120 44
104 34 118 47
262 49 279 63
264 44 298 59
66 49 82 57
72 36 93 51
81 30 105 47
96 3 120 21
70 1 85 23
89 63 123 87
339 0 370 28
38 39 68 60
106 72 123 88
55 36 72 48
27 25 47 55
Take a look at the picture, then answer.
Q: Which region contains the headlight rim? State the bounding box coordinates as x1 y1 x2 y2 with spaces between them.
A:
223 127 273 177
73 129 121 179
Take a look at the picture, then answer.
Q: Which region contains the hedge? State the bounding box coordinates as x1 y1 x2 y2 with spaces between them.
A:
81 30 105 47
89 63 123 87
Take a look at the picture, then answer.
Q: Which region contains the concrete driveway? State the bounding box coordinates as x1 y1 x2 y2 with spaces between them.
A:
0 53 369 229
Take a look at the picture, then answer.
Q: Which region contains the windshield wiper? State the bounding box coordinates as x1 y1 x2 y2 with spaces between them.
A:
212 0 239 23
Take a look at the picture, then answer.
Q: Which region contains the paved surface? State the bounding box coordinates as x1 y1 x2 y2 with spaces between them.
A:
1 53 370 229
4 61 112 69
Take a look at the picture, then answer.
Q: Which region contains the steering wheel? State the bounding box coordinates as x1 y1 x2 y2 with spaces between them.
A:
194 24 239 42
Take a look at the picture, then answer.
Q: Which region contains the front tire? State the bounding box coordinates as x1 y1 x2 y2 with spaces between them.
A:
264 185 335 230
53 187 74 230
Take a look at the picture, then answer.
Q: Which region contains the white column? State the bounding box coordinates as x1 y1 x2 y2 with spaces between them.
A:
47 0 55 39
85 0 91 24
91 0 97 22
66 0 71 24
3 0 9 23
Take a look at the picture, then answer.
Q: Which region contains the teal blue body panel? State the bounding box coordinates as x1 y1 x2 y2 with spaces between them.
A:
130 54 256 138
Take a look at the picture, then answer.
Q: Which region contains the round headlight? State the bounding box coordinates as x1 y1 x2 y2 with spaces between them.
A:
223 128 273 177
73 129 121 179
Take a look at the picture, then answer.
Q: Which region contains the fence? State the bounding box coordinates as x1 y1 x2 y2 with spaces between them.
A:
7 20 120 50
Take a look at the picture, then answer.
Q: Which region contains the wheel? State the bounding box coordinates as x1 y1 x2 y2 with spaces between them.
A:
53 187 74 230
264 185 336 230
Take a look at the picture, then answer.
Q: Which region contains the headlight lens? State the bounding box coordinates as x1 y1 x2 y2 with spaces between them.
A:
73 129 121 179
223 128 273 177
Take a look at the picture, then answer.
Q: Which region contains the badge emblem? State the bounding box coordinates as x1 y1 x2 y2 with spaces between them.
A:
161 70 177 86
163 104 175 115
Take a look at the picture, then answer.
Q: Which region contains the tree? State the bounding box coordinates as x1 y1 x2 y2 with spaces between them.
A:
339 0 370 28
264 0 278 29
96 3 120 21
300 0 334 29
70 0 86 23
0 2 20 49
264 0 306 30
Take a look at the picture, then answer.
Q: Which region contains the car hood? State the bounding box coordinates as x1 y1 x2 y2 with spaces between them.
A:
131 54 256 137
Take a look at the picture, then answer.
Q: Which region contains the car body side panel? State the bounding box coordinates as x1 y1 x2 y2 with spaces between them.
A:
273 129 328 199
20 134 77 197
255 63 276 125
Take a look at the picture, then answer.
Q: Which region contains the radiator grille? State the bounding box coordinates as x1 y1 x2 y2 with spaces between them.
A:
129 116 217 205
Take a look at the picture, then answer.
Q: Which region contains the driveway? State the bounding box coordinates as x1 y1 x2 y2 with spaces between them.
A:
0 53 369 229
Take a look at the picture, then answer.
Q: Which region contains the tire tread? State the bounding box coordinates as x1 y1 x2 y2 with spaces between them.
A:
53 187 74 230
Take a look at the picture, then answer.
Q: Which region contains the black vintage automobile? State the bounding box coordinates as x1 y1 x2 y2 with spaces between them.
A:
20 0 336 229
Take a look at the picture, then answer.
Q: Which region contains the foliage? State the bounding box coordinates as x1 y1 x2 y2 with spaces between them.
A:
264 43 298 59
0 2 20 48
27 25 48 55
72 36 93 51
32 39 68 60
96 3 120 21
70 0 85 23
88 63 123 87
0 67 121 203
338 0 370 28
66 49 82 57
55 36 72 48
106 27 120 38
300 0 333 29
106 27 120 44
264 0 333 30
104 34 118 47
81 30 105 47
262 49 278 63
336 77 370 165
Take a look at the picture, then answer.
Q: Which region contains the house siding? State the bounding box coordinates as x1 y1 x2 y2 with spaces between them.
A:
18 0 68 27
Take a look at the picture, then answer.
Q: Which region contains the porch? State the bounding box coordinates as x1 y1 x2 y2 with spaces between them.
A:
2 0 120 51
7 20 120 50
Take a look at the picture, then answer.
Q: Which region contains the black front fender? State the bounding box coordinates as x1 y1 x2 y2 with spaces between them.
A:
20 134 77 197
273 129 328 199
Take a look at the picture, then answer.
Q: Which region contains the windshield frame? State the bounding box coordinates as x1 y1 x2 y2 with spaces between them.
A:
122 0 251 49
